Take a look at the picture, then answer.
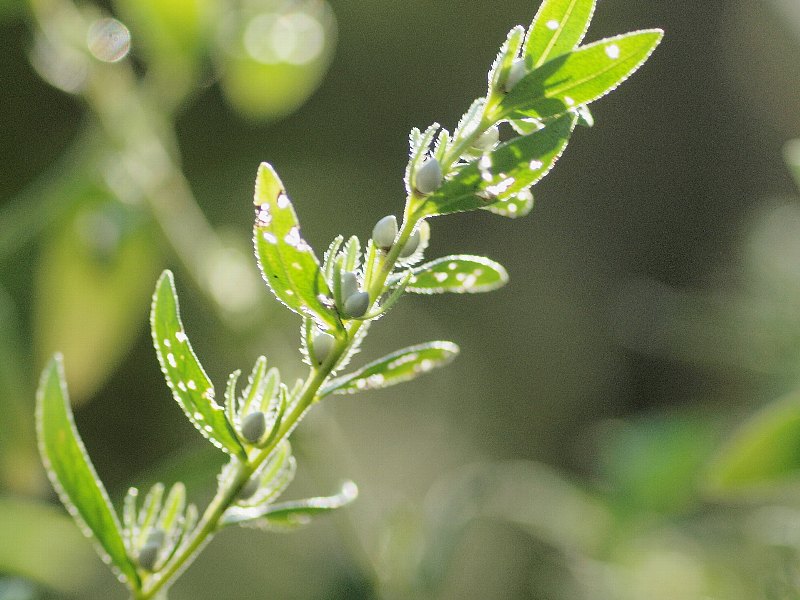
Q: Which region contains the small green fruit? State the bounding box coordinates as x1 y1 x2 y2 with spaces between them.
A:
415 158 443 195
473 126 499 151
399 220 430 259
340 271 359 303
240 411 267 444
372 215 398 249
343 291 370 318
503 58 527 92
312 331 335 365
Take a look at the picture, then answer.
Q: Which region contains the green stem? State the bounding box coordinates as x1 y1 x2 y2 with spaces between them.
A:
139 213 419 599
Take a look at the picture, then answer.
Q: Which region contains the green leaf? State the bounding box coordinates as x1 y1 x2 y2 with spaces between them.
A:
483 188 535 218
253 163 338 329
500 30 663 121
707 392 800 496
524 0 596 68
151 270 245 457
487 26 525 95
35 355 140 589
406 256 508 294
223 480 358 530
418 114 575 217
320 342 459 396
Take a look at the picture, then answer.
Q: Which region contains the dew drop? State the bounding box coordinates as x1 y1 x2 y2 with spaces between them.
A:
177 381 187 392
175 331 188 343
529 160 543 170
262 231 277 244
546 19 560 30
605 44 621 59
292 261 302 270
564 96 575 107
167 353 177 368
193 412 204 421
163 338 171 347
434 272 448 283
187 380 197 390
456 273 466 282
87 18 131 63
285 289 294 296
448 262 458 270
256 207 272 226
277 193 291 209
204 425 213 433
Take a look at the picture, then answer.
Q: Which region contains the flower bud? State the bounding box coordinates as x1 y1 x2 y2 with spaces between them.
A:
340 271 359 303
372 215 398 250
137 529 165 572
343 291 370 318
399 229 420 258
312 331 335 365
473 126 499 152
503 58 527 92
238 475 260 501
415 158 443 195
240 411 266 444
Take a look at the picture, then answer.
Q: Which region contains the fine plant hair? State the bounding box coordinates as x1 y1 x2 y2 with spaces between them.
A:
35 1 662 598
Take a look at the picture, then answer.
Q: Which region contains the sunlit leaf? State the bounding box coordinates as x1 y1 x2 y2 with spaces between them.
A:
151 270 245 457
222 480 358 529
320 342 459 396
405 256 508 294
35 355 140 589
524 0 596 68
483 188 534 218
417 114 575 217
253 163 338 329
501 30 663 120
707 392 800 495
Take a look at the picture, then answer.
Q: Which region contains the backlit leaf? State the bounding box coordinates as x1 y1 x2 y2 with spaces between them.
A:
253 163 338 329
525 0 596 68
151 270 245 457
501 30 663 120
406 256 508 294
320 342 459 396
417 114 575 217
35 355 140 589
483 188 535 218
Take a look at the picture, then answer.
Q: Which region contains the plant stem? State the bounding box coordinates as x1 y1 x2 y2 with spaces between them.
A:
138 212 420 599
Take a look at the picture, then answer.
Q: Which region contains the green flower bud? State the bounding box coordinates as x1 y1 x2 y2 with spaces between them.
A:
372 215 398 249
399 220 429 259
238 475 260 501
240 411 266 444
340 271 359 303
312 331 335 365
343 291 370 318
473 126 499 151
415 158 442 195
137 529 164 572
503 58 527 92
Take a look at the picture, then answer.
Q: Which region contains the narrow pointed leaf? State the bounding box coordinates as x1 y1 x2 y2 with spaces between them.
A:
151 270 245 457
320 342 459 396
418 114 575 217
222 481 358 529
483 189 535 218
35 355 140 589
501 30 663 120
253 163 338 329
406 256 508 294
525 0 596 68
488 26 525 94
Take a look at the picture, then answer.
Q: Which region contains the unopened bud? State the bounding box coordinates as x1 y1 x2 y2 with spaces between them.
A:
312 331 335 365
137 529 164 572
503 58 527 92
473 126 499 151
340 271 359 303
343 291 370 318
415 158 443 195
240 411 266 444
399 220 429 259
239 476 260 501
372 215 398 250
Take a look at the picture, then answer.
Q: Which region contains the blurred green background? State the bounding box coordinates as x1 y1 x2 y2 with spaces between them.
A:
3 0 800 598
